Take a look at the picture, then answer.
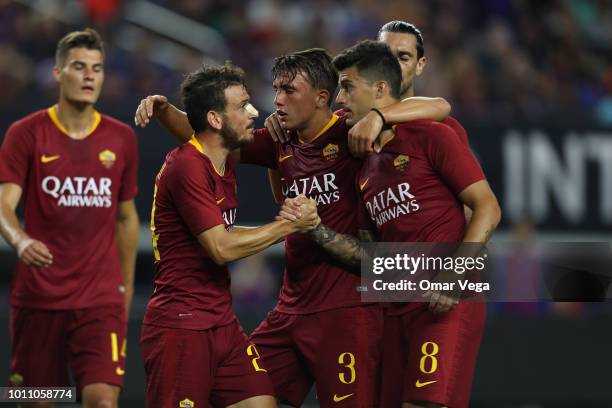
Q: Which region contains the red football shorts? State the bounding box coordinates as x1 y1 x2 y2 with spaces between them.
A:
250 304 383 408
380 302 486 408
9 305 127 390
140 319 274 408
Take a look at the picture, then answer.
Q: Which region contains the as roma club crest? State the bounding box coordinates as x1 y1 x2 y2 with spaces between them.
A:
179 398 195 408
393 154 410 171
323 143 339 161
9 372 23 386
99 149 116 169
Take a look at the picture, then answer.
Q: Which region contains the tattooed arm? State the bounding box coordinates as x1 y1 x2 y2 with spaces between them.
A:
458 180 501 245
309 225 376 271
279 196 377 271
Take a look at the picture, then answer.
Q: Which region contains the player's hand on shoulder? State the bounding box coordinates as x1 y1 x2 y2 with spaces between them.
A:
349 109 385 157
265 112 291 143
134 95 169 128
17 238 53 268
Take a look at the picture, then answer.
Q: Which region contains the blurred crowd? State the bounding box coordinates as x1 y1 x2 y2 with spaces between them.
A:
0 0 611 125
1 0 611 322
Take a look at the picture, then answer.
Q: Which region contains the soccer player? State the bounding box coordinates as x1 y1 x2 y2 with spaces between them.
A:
281 40 501 408
140 63 320 408
377 21 469 146
0 29 139 407
134 49 448 407
264 22 469 161
377 21 482 407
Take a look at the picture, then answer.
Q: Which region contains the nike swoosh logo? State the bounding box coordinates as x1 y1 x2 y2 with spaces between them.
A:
41 155 60 163
115 366 125 376
359 178 369 190
333 393 354 402
278 154 293 163
415 379 437 388
216 197 225 205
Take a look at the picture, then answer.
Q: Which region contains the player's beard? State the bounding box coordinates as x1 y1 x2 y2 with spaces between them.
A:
219 118 250 150
400 79 411 98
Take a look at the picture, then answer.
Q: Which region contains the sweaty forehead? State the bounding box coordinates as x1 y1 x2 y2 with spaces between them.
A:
380 32 417 54
273 72 311 88
65 47 104 64
224 84 248 103
339 67 367 83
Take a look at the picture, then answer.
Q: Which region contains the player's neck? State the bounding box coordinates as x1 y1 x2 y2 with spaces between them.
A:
297 110 333 143
373 95 400 116
373 97 400 147
54 100 97 140
194 132 229 176
401 87 415 100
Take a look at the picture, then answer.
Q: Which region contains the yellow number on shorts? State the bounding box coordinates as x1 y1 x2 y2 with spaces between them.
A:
419 342 439 374
110 332 127 362
246 344 267 372
338 352 356 384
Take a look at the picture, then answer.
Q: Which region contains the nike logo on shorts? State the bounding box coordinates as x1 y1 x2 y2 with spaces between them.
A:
333 393 354 402
415 379 437 388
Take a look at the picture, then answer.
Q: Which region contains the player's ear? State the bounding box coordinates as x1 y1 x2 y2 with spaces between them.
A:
52 65 61 83
415 56 427 77
316 89 330 108
206 111 223 131
375 81 387 99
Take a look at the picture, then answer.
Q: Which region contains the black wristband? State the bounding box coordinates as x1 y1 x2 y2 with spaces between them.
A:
371 108 386 126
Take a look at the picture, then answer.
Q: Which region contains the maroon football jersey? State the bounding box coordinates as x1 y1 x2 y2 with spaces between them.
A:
442 116 469 147
241 114 366 313
357 119 484 242
0 107 138 309
335 107 468 146
144 137 238 330
357 120 484 315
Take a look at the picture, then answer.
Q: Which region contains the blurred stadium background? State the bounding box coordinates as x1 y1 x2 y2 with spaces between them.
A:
1 0 612 406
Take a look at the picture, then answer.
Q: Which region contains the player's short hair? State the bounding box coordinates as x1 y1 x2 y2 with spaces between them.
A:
332 40 402 99
55 28 105 67
272 48 338 106
181 63 246 132
377 20 425 59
